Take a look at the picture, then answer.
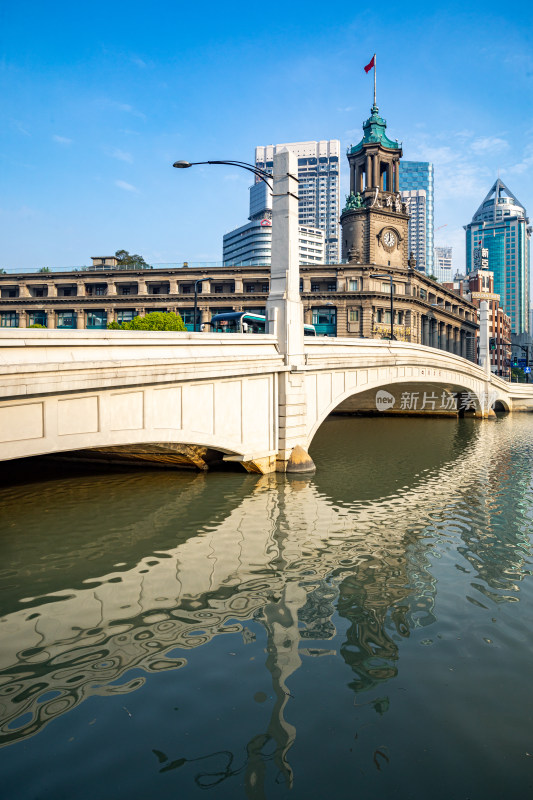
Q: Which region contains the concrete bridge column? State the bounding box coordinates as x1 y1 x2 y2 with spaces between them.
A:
266 149 314 474
479 300 491 376
201 308 210 329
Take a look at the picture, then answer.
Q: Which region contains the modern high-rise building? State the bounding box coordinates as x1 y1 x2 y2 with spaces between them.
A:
222 180 325 266
434 246 453 283
464 179 531 334
399 161 434 274
255 140 340 263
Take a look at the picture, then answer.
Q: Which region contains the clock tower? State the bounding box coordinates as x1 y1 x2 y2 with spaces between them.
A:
340 104 410 269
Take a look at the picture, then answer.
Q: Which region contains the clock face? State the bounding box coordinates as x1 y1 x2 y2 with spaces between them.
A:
383 231 396 247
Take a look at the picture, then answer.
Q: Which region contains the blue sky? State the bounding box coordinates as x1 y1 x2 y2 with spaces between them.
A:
1 0 532 272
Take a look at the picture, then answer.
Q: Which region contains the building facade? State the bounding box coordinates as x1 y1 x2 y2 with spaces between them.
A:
434 246 453 283
399 161 434 275
0 109 478 357
442 262 512 379
222 180 325 266
0 258 477 352
255 140 340 264
464 178 531 335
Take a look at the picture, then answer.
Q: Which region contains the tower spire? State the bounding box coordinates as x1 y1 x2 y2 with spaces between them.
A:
373 53 377 107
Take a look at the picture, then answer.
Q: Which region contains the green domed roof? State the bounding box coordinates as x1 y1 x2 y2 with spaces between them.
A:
349 104 401 154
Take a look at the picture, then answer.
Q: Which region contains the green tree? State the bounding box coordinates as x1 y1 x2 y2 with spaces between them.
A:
29 323 46 328
107 311 187 331
39 267 51 273
114 250 151 270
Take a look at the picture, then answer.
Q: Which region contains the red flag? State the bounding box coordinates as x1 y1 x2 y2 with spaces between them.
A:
364 55 375 73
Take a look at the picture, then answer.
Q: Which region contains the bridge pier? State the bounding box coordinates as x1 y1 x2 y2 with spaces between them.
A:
266 149 316 474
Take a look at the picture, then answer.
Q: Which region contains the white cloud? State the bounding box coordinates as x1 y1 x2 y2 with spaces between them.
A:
506 144 533 175
52 135 72 145
10 119 31 137
107 147 133 163
470 137 509 154
115 180 139 193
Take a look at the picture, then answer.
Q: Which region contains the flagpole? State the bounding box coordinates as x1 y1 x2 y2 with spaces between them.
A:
374 53 377 106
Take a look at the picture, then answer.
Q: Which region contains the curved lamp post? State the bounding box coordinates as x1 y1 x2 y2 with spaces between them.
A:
173 160 273 190
173 159 275 333
371 273 395 341
193 277 209 332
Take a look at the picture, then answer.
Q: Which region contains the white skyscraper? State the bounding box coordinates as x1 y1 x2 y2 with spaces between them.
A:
222 181 325 266
255 140 340 263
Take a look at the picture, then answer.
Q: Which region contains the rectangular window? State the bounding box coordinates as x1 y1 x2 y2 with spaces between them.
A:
245 284 255 293
214 284 223 293
116 310 138 323
311 283 320 292
348 279 359 291
86 310 107 329
0 312 18 327
28 311 47 326
349 309 359 322
57 311 76 329
327 282 336 292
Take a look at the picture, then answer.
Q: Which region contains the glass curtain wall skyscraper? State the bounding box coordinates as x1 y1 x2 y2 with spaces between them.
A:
464 179 530 334
255 141 340 263
434 246 453 283
399 161 434 274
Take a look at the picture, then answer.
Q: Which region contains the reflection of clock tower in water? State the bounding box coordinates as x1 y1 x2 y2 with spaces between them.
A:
340 103 410 269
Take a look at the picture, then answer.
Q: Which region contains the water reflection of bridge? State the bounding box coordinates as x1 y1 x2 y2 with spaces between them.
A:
2 416 531 774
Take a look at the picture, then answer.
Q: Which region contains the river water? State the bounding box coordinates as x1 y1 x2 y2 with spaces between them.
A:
0 415 532 799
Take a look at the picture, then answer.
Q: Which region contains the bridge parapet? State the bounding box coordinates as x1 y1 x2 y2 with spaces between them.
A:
0 327 532 474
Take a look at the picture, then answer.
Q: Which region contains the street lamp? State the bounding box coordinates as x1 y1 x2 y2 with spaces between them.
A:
173 160 273 189
371 273 395 341
174 159 276 334
193 277 209 332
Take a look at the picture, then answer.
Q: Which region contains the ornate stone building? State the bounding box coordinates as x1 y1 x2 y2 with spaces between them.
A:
0 104 478 357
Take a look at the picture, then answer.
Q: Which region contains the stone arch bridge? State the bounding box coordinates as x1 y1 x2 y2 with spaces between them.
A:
0 328 531 473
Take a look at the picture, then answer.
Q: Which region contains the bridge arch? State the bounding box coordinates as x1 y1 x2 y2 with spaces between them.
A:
303 366 499 451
